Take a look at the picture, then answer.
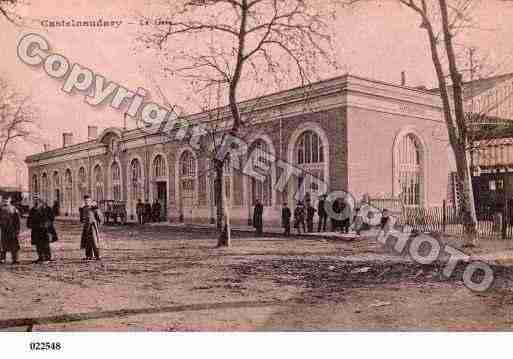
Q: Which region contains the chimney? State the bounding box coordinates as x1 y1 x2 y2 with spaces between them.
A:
62 132 73 147
88 126 98 141
43 143 50 152
401 71 406 87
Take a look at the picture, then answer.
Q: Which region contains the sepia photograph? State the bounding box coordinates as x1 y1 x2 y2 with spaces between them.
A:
1 0 513 356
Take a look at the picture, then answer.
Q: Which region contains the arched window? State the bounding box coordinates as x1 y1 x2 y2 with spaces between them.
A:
396 134 422 207
32 175 39 198
293 130 326 201
64 169 73 214
78 167 87 201
153 155 166 179
111 162 121 201
296 130 323 165
129 159 143 215
52 171 61 206
210 158 233 207
41 173 49 203
249 140 272 206
180 151 196 197
93 165 104 202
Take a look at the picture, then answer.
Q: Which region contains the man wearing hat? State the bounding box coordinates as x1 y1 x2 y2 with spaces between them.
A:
80 195 102 260
0 196 21 264
27 195 52 263
317 194 328 232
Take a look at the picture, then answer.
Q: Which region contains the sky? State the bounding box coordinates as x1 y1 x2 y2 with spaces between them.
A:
1 0 513 189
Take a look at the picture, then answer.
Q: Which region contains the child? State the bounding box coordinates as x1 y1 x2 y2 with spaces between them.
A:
380 209 392 233
293 201 306 234
281 202 291 236
353 207 364 236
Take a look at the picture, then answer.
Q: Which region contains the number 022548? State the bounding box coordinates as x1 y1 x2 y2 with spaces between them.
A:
29 342 62 351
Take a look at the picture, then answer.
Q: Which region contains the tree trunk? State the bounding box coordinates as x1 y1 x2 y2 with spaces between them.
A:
215 158 231 247
453 142 478 246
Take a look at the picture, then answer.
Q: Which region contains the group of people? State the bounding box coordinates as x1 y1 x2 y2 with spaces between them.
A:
136 199 162 225
280 197 331 236
252 194 384 237
0 194 103 265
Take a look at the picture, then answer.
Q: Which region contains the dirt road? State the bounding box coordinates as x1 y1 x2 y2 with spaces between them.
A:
1 221 512 331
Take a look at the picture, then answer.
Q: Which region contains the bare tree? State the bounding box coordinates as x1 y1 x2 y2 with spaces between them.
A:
0 0 22 24
0 77 40 166
344 0 490 246
139 0 337 246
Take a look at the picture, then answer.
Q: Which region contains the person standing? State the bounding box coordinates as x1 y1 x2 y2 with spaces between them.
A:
27 198 52 263
293 201 306 234
352 207 364 236
43 201 58 246
52 199 60 217
144 200 152 224
136 199 144 224
281 202 291 236
306 199 316 233
331 198 341 232
253 199 264 237
152 200 161 223
341 197 351 234
80 195 102 261
317 194 327 232
0 197 21 265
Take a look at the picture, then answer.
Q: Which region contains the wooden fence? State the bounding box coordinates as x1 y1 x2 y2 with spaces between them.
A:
398 201 512 240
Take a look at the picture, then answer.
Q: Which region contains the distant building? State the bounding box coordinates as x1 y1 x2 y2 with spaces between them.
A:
432 72 513 212
25 74 452 223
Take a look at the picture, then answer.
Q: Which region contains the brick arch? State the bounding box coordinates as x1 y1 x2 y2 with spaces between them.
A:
392 126 429 206
63 166 74 215
243 133 277 208
126 154 145 218
149 151 169 201
108 159 123 201
91 161 105 203
286 122 330 204
174 146 198 219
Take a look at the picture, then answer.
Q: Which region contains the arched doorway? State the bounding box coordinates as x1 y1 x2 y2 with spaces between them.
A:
290 128 329 206
128 158 143 219
41 173 49 204
110 161 121 201
64 169 73 216
248 139 273 207
179 150 197 222
93 164 104 203
78 167 87 204
151 154 168 221
52 171 61 212
394 133 424 207
32 175 39 201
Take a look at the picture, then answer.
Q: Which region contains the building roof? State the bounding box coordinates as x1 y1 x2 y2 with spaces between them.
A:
431 72 513 100
26 73 442 164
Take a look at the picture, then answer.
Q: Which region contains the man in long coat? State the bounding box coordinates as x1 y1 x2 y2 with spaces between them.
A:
293 201 306 234
152 200 161 222
80 195 102 260
306 199 317 233
0 197 21 265
281 202 291 236
27 198 52 263
317 194 328 232
43 201 58 245
144 200 152 223
136 199 144 224
253 199 264 236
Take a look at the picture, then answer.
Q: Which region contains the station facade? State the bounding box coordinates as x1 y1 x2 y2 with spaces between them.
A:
25 74 451 225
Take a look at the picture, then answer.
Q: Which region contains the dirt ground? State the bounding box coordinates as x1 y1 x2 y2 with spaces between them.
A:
1 221 513 331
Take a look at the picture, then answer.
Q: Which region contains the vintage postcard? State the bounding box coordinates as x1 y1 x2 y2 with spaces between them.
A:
0 0 512 356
